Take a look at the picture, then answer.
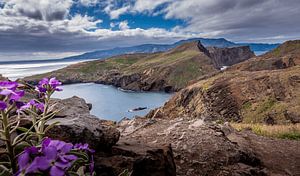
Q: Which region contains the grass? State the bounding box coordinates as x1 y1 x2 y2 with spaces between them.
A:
231 123 300 140
241 98 288 123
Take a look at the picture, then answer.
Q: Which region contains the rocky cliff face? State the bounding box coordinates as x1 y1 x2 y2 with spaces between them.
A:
231 40 300 71
155 40 300 124
208 46 255 69
24 41 254 92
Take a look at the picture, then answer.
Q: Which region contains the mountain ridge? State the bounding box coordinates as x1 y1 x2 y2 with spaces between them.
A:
24 41 254 92
0 38 278 64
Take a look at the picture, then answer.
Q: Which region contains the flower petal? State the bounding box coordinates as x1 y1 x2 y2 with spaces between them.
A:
0 89 13 95
26 156 50 173
50 165 65 176
0 101 7 110
17 152 30 170
43 146 58 160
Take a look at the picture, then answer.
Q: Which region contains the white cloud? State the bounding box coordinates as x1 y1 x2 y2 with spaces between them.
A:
162 0 300 42
118 20 129 30
1 0 73 21
79 0 98 6
105 4 130 19
132 0 171 13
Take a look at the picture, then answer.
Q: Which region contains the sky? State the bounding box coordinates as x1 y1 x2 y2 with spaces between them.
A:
0 0 300 61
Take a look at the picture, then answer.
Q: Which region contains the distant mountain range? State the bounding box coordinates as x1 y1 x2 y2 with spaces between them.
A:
0 38 279 64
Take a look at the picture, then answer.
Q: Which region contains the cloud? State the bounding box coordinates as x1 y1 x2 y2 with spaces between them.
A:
118 20 129 30
0 0 300 61
0 0 196 58
1 0 73 21
163 0 300 42
103 0 300 42
103 1 131 19
79 0 98 7
132 0 171 13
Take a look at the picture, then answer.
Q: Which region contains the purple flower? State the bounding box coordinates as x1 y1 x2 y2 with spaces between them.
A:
0 101 7 110
74 143 95 173
0 81 18 91
36 77 62 94
74 143 95 153
0 81 24 100
17 146 39 174
17 138 77 176
20 99 45 112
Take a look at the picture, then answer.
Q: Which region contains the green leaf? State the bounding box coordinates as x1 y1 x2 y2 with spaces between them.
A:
16 127 29 132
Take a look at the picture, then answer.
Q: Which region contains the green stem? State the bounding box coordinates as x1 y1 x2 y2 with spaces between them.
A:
1 111 17 173
37 95 50 142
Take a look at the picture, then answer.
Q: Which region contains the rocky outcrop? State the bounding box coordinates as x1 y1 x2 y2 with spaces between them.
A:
208 46 255 69
42 96 121 149
41 96 177 175
156 41 300 123
157 64 300 124
231 40 300 72
96 142 176 176
118 117 283 176
118 116 300 176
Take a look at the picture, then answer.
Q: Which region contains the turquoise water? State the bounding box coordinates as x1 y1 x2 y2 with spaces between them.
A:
53 83 172 121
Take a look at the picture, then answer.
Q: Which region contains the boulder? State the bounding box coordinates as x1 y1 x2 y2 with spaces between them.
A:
46 96 120 150
95 141 176 176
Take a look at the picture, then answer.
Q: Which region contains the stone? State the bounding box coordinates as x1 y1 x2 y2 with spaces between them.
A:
95 141 176 176
46 96 120 150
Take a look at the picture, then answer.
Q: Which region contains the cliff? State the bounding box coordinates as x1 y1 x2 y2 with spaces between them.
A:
155 40 300 124
208 46 255 69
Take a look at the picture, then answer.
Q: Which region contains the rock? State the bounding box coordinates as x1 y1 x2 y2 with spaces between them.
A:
87 103 93 110
119 117 267 176
284 110 300 124
208 46 255 69
94 141 176 176
46 96 120 150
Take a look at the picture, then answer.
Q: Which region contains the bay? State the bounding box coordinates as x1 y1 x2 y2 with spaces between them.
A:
53 83 172 121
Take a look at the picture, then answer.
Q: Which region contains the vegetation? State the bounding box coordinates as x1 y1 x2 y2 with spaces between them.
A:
231 123 300 140
0 78 94 175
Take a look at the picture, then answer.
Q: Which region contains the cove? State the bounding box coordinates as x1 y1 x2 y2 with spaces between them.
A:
53 83 172 121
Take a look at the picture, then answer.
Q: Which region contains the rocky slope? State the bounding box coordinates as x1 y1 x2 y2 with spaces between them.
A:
24 41 254 92
154 40 300 124
32 95 300 176
118 116 300 176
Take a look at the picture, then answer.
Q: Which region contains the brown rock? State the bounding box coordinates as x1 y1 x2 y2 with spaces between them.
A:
94 141 176 176
46 96 120 150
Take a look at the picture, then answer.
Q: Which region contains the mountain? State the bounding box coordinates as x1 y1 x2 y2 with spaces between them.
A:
0 38 278 65
158 40 300 124
60 38 277 62
24 41 254 92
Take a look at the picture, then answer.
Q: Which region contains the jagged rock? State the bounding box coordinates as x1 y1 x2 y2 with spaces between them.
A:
118 117 270 176
45 96 120 150
95 142 176 176
208 46 255 69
